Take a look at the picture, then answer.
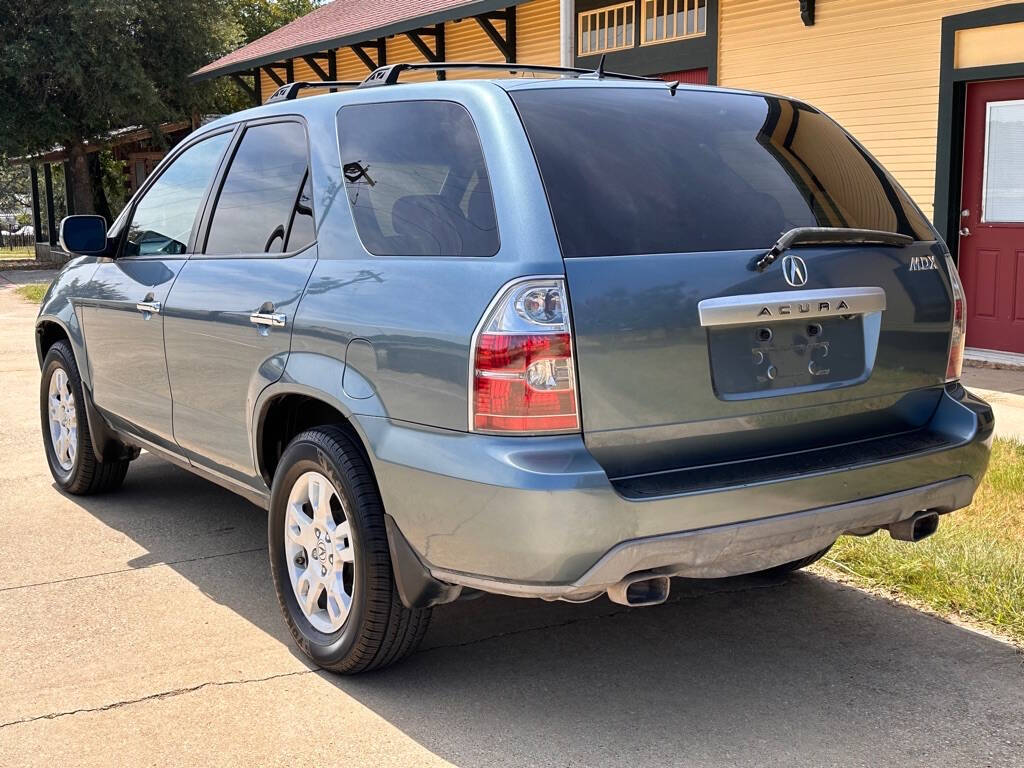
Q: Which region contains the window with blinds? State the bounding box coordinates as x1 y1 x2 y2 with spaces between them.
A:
641 0 706 45
578 2 636 55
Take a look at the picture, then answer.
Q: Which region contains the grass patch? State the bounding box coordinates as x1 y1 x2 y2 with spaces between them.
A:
0 246 36 260
821 437 1024 644
14 282 49 303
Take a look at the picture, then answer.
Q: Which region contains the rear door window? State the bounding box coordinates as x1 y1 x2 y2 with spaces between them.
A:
337 101 499 257
510 87 933 257
204 121 314 255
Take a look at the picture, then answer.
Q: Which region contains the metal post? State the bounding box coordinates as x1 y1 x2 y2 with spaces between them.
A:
30 165 43 243
44 163 57 246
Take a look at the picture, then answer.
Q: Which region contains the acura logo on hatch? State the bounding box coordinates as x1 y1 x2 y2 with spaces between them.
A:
782 254 808 287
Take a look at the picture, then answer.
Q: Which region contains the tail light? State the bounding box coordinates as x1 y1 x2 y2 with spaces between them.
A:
945 254 966 382
470 277 580 434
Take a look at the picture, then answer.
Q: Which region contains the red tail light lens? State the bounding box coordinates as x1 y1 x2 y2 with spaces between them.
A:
945 254 966 382
471 279 580 434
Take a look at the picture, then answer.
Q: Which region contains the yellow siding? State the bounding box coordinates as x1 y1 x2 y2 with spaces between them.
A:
517 0 562 66
956 20 1024 67
718 0 1020 218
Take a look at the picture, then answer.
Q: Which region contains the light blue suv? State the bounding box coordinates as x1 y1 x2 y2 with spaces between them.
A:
39 63 992 673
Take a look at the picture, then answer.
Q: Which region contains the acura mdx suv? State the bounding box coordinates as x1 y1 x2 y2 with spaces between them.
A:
38 63 993 673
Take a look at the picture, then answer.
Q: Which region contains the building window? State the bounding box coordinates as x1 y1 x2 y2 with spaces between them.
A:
641 0 706 45
578 2 636 56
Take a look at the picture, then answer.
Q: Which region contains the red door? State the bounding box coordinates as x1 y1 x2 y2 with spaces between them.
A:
958 79 1024 353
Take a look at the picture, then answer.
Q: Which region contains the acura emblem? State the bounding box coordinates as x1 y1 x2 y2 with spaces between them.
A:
782 254 808 287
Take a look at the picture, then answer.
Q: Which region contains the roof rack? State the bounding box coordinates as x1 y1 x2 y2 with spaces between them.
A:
266 81 362 103
359 57 659 88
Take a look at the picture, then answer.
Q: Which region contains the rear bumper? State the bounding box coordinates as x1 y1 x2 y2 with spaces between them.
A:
359 384 992 594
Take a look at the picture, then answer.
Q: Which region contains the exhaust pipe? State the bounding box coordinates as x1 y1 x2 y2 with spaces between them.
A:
607 573 671 607
887 510 940 543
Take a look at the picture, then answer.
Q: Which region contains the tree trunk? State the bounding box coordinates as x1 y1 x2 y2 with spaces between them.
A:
67 141 95 215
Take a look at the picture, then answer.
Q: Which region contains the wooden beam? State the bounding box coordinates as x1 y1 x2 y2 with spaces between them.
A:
286 59 294 83
328 49 339 91
30 166 42 243
43 164 56 246
474 8 515 62
800 0 815 25
230 73 256 102
263 65 285 88
63 160 74 216
350 43 378 71
302 54 330 81
405 30 440 62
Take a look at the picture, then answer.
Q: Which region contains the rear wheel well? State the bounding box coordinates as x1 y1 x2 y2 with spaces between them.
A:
36 321 70 365
258 394 367 486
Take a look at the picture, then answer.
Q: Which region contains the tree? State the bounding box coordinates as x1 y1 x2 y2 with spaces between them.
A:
0 156 31 213
0 1 241 215
230 0 325 44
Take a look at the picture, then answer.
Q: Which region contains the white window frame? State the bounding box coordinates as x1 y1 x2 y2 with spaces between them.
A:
577 2 636 56
640 0 707 46
981 98 1024 223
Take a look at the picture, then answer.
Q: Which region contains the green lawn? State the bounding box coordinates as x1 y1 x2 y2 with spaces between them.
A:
0 246 36 260
14 282 50 303
818 437 1024 644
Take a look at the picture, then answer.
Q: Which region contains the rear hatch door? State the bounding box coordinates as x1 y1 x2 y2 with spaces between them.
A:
509 84 955 480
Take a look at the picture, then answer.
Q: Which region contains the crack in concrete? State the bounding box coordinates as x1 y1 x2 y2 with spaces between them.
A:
0 579 789 729
0 668 319 730
0 546 266 593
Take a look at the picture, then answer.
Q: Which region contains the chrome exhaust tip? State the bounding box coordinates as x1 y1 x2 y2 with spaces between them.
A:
607 573 671 607
887 510 940 543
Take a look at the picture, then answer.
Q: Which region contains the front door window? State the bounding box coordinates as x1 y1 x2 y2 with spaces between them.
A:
982 99 1024 222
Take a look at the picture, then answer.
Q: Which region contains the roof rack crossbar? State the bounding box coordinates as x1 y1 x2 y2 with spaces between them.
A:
266 80 362 103
359 60 659 88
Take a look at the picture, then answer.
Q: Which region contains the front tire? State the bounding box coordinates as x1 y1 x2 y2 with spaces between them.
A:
40 341 129 495
268 426 431 673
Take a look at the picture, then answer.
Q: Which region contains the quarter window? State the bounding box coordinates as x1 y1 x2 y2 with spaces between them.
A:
579 2 635 55
338 101 499 257
123 133 230 257
205 121 315 255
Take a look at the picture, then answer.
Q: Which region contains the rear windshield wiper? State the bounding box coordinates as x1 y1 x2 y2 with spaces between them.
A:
755 227 914 271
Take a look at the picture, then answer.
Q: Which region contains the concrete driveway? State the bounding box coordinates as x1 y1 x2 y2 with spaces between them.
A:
1 272 1022 767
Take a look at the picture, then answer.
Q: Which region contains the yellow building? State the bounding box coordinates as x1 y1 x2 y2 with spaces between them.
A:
194 0 1024 355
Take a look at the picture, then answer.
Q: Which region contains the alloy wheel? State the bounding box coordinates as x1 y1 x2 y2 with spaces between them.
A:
284 471 356 633
47 367 77 472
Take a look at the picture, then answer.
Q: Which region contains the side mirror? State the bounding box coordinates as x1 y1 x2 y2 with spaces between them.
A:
59 215 109 255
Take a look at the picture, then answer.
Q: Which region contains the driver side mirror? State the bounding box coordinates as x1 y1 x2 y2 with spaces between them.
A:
59 215 109 256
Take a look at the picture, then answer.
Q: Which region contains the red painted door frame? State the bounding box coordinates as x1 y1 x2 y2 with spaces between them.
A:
958 78 1024 354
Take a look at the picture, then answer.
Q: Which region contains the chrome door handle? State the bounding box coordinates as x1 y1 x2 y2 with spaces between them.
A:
959 227 971 237
136 300 161 315
249 311 287 328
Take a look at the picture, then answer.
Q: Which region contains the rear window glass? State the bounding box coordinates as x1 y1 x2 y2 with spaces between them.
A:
338 101 498 257
510 87 933 257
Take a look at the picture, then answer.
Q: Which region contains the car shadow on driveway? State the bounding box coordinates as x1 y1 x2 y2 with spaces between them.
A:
74 453 1024 767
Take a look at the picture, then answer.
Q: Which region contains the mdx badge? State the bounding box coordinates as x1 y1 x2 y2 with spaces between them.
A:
909 254 938 272
782 254 808 287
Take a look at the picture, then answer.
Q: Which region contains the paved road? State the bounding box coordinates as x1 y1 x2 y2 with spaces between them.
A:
1 272 1022 767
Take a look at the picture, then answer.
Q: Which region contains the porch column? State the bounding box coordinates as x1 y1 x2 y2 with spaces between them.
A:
43 163 57 246
63 160 75 216
30 165 43 243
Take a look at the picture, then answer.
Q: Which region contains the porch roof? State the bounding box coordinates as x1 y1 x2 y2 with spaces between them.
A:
190 0 528 82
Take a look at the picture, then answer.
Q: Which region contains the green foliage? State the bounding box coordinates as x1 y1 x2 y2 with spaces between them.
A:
15 283 50 303
230 0 325 44
0 157 31 212
0 0 241 159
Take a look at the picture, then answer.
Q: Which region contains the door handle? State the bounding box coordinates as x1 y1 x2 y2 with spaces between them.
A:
249 311 287 328
136 300 161 315
959 227 971 237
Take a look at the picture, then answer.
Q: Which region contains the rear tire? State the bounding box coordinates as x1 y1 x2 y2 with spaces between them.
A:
40 341 129 495
752 544 833 577
267 426 431 674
